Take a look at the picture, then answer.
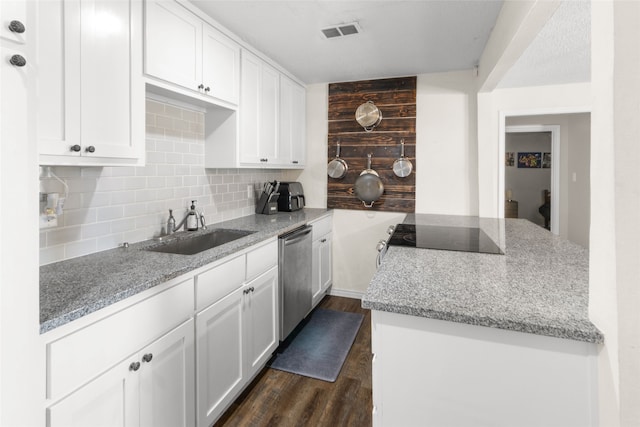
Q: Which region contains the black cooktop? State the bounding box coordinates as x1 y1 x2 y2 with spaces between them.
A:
388 224 503 255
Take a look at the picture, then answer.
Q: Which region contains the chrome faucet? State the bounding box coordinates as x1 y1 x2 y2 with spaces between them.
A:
167 203 206 233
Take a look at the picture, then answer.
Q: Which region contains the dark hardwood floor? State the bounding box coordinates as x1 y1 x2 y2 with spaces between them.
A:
215 295 372 427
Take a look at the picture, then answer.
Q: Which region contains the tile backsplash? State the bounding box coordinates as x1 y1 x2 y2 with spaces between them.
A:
39 98 297 265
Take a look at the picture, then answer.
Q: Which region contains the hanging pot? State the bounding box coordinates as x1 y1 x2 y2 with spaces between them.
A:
327 142 348 179
392 139 413 178
354 153 384 208
355 101 382 132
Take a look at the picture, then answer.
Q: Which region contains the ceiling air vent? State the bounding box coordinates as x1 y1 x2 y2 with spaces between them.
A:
321 22 361 39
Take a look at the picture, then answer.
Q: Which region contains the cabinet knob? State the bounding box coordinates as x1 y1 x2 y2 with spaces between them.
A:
85 145 95 153
243 288 250 295
204 86 210 93
250 287 255 293
292 160 299 164
142 353 153 363
9 54 26 67
198 84 204 90
320 238 327 243
9 20 25 34
70 144 81 152
129 361 141 372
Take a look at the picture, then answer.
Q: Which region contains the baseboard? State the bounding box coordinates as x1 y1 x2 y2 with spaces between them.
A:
328 286 364 300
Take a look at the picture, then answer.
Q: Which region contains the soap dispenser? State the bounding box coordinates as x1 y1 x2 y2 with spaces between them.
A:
186 200 198 231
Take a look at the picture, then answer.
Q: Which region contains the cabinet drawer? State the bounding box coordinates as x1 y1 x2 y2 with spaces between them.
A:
47 279 194 401
246 239 277 281
196 254 245 311
311 215 332 240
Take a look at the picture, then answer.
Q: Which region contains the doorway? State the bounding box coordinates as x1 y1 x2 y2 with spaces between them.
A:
499 113 591 248
505 126 559 234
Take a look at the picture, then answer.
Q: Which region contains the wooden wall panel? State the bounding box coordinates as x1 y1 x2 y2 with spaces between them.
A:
327 76 416 212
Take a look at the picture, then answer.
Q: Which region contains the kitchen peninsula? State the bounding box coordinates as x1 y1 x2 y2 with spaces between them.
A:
363 214 602 427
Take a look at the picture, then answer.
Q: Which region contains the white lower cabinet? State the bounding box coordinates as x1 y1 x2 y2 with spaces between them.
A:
139 320 196 427
196 265 279 427
44 238 280 427
196 287 244 427
310 215 333 307
245 267 279 377
48 319 194 427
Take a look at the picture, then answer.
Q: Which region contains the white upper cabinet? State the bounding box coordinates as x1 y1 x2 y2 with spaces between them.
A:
206 49 305 169
239 50 280 166
279 75 306 167
37 0 144 166
144 0 201 91
145 0 239 106
202 25 240 105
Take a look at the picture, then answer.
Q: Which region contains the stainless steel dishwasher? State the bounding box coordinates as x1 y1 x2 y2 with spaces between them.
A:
278 225 312 340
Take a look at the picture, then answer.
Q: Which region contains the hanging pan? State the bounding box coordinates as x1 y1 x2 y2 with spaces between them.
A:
354 153 384 208
327 142 348 179
392 139 413 178
355 101 382 132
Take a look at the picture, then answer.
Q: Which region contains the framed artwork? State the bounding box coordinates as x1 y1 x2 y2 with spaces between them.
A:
542 152 551 168
517 152 542 168
505 152 515 167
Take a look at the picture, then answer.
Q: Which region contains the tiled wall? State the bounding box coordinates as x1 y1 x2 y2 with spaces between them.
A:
39 98 296 265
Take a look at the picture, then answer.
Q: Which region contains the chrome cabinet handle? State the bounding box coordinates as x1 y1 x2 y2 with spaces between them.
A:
70 145 81 152
198 84 204 90
129 361 140 372
204 86 210 93
292 160 299 164
9 20 25 33
85 145 95 153
320 238 327 243
9 54 26 67
142 353 153 363
260 158 268 162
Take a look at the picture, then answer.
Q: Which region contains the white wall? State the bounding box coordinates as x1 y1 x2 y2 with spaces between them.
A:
591 1 640 424
297 71 478 295
416 70 478 215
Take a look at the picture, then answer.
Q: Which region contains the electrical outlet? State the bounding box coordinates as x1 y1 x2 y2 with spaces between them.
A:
247 184 253 199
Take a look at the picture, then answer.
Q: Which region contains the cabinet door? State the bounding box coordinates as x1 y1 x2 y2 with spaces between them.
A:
139 319 195 427
145 0 202 91
312 233 332 307
80 0 143 160
245 266 279 377
36 0 80 157
319 233 333 292
311 237 323 305
196 288 244 427
202 24 239 105
259 63 280 164
239 51 261 164
279 76 306 167
48 358 139 427
239 50 279 166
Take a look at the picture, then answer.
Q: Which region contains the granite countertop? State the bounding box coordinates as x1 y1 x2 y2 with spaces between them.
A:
362 214 604 344
40 208 330 334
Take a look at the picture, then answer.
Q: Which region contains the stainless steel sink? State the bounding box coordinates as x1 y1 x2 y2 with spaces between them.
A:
146 229 255 255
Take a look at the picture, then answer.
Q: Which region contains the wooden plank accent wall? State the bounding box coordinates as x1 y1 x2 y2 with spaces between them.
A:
327 76 416 212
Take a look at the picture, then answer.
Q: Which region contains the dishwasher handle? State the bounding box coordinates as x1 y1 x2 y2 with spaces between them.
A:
281 226 312 246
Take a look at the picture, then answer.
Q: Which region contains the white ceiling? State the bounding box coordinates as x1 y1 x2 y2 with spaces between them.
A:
192 0 504 84
497 0 591 89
